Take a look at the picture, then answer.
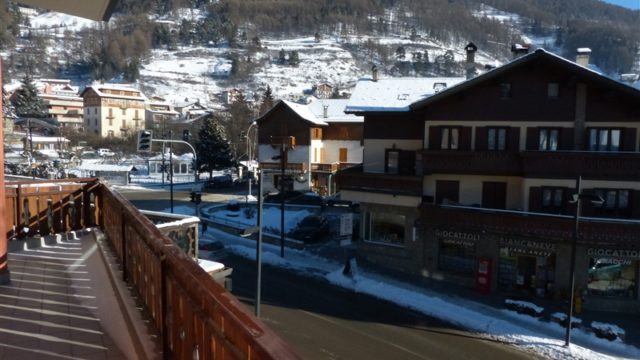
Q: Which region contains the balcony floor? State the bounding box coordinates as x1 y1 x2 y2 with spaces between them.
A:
1 231 149 359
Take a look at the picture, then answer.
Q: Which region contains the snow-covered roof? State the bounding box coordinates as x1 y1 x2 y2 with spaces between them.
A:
345 77 465 113
410 49 640 110
281 100 329 126
23 135 70 143
82 83 148 102
77 164 136 172
148 152 194 161
307 99 362 123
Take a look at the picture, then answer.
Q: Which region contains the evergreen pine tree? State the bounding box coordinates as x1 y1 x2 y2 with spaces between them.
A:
196 116 235 178
14 73 47 118
288 50 300 66
258 85 275 115
278 48 286 64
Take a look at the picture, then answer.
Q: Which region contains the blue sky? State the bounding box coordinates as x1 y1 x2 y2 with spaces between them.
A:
601 0 640 10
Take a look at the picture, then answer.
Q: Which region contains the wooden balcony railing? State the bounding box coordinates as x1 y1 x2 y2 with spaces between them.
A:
311 163 338 172
260 162 307 172
521 151 640 180
337 168 422 196
422 150 521 176
422 204 640 247
5 179 300 360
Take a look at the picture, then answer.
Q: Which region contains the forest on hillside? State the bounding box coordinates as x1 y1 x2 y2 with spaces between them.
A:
0 0 638 82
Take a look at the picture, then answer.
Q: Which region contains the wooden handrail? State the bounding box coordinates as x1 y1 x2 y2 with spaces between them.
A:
98 184 300 359
4 179 300 359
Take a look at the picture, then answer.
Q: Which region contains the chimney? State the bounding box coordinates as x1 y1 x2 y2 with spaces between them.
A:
465 42 478 80
323 105 328 118
371 65 378 82
510 43 530 59
576 48 591 67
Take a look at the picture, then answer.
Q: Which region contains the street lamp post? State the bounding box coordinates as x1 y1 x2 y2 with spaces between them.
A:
565 176 581 347
256 169 264 317
565 175 603 347
246 121 257 203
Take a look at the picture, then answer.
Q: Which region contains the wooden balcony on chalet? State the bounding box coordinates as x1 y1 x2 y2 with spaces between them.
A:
422 150 640 180
422 150 521 176
311 163 362 173
260 161 307 172
521 151 640 180
2 178 299 359
422 203 640 247
337 166 422 196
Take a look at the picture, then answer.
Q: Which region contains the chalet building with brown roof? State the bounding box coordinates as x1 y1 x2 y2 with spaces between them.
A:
256 99 363 194
340 48 640 313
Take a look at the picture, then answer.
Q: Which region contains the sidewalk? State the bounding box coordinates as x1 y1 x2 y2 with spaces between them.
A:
354 255 640 349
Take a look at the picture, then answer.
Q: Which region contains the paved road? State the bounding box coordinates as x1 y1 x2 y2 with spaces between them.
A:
225 254 541 360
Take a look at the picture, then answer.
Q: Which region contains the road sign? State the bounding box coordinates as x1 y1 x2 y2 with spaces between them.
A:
339 213 353 247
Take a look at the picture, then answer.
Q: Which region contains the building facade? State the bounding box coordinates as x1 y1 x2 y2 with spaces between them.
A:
256 99 363 194
340 49 640 313
38 79 84 131
81 83 147 138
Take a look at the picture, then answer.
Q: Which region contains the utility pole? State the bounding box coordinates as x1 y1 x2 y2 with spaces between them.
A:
169 130 174 213
270 136 295 258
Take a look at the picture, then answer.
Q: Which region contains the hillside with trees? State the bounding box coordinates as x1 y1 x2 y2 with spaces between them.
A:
0 0 638 82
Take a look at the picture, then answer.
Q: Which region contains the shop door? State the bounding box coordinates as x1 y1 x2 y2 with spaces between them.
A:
482 181 507 209
436 180 459 205
516 256 536 291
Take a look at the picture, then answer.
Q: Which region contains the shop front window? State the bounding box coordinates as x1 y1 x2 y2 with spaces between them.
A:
363 212 405 245
587 258 636 299
438 240 476 275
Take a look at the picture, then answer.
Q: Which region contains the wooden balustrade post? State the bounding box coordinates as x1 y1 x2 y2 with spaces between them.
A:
0 58 8 284
121 212 127 282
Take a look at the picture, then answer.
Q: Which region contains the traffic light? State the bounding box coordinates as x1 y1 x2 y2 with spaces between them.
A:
137 130 153 152
183 129 190 141
195 193 202 204
190 191 196 202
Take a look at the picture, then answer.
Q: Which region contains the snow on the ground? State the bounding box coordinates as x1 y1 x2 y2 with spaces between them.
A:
29 11 98 32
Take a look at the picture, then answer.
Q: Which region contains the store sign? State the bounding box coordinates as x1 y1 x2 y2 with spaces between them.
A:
587 248 640 261
499 237 555 257
436 229 480 248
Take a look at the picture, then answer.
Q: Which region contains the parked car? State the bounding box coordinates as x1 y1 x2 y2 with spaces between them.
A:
97 148 115 157
206 174 233 188
264 191 326 207
288 215 330 243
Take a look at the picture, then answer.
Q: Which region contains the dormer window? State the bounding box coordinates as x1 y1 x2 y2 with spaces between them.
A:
548 83 559 98
500 83 512 99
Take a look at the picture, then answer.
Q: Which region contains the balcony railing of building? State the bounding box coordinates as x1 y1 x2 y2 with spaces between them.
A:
422 150 522 176
311 163 338 173
260 162 307 172
422 149 640 179
422 203 640 247
4 178 299 359
521 151 640 180
337 165 422 196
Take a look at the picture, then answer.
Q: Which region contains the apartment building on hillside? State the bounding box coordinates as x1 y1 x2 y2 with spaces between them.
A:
81 83 147 137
